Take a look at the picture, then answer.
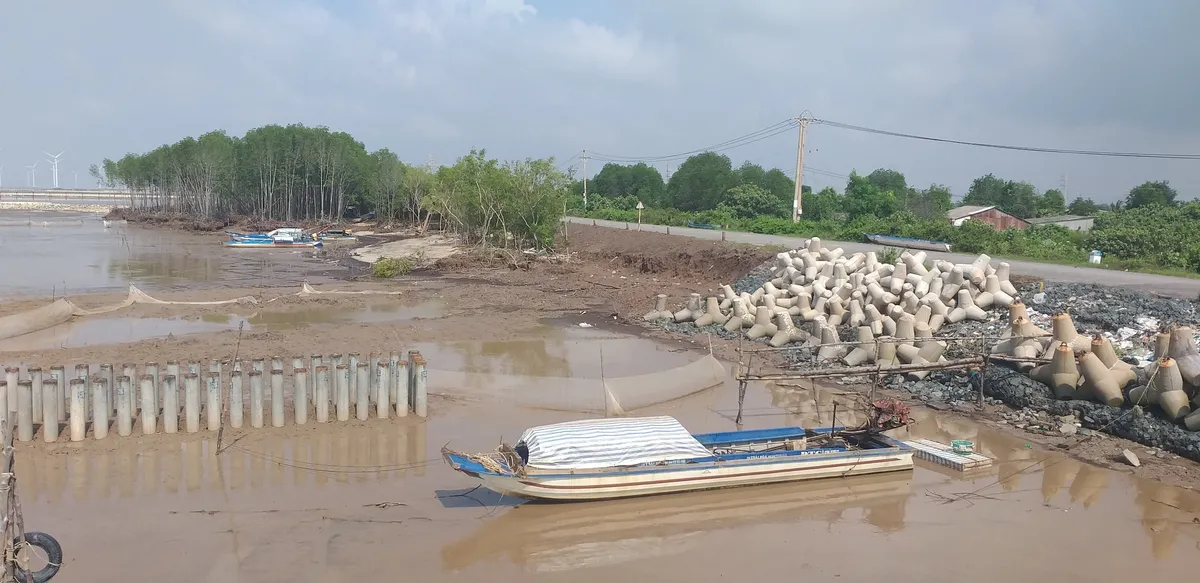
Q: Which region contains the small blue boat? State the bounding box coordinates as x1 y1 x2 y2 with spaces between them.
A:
223 239 322 248
443 415 914 501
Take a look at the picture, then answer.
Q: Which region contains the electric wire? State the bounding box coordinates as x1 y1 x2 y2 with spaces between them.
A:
812 118 1200 160
587 119 798 164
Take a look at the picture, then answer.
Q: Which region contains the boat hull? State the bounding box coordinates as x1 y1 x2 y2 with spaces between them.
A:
223 241 322 248
451 449 914 501
865 233 952 253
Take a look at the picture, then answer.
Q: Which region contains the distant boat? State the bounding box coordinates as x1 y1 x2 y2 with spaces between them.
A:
223 231 322 248
225 227 306 241
223 238 322 248
443 415 914 502
864 233 952 253
313 227 358 241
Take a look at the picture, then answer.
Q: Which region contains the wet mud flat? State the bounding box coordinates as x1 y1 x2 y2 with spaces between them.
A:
5 223 1200 489
19 374 1200 582
3 222 1200 579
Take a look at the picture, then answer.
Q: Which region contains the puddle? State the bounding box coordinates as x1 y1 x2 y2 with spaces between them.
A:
413 326 696 379
15 372 1200 581
0 300 445 351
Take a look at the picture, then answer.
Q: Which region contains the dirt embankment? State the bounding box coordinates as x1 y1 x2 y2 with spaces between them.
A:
425 224 780 319
104 207 340 233
563 223 782 282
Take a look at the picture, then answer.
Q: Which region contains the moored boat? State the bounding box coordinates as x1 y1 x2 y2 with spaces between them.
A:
225 227 306 241
223 236 322 248
864 233 952 252
314 228 357 241
443 411 914 502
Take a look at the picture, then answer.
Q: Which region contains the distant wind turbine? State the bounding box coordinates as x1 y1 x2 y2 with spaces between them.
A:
44 151 65 189
25 161 39 187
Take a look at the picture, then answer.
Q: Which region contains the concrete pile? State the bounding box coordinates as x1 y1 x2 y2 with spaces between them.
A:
646 237 1018 372
986 303 1200 431
987 306 1131 407
643 238 1200 436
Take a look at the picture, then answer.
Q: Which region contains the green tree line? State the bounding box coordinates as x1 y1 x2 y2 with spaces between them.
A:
575 154 1197 274
93 124 571 248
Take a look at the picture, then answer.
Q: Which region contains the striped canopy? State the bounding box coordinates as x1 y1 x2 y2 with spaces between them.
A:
517 416 712 470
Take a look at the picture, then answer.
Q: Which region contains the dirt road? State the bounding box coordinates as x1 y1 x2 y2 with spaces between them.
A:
568 216 1200 299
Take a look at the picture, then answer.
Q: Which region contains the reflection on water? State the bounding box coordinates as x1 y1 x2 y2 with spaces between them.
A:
0 300 445 351
415 330 716 414
420 326 696 379
443 472 913 573
18 421 429 504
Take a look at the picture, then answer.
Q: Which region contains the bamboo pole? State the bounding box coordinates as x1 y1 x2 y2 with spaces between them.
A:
0 419 11 583
744 357 987 381
739 333 1044 353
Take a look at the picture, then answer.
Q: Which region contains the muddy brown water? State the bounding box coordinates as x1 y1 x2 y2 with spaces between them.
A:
17 357 1200 582
0 300 446 352
0 209 347 298
6 209 1200 580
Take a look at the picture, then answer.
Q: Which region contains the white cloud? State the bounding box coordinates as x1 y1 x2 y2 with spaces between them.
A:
0 0 1194 202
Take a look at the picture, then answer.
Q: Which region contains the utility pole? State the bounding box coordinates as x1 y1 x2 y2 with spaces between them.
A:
792 115 810 223
581 150 589 210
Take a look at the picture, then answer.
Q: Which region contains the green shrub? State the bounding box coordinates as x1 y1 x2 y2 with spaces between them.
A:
578 202 1200 276
877 246 901 265
373 256 414 278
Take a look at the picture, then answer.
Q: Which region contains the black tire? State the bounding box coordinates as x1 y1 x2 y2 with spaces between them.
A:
13 531 62 583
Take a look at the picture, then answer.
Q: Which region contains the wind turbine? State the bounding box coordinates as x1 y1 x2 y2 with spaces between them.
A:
25 161 39 187
44 151 64 189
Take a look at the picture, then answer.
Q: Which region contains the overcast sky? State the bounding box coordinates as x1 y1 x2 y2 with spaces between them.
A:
1 0 1198 203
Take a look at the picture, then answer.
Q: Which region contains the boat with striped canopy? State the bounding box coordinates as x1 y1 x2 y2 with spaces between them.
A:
442 413 914 501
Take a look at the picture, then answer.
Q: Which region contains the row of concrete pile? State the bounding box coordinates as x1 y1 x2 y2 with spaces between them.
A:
642 237 1200 432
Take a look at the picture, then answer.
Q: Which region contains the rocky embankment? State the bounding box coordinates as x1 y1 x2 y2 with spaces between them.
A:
646 239 1200 461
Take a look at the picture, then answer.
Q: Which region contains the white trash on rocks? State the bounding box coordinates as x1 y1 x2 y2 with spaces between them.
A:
642 238 1200 434
646 238 1016 369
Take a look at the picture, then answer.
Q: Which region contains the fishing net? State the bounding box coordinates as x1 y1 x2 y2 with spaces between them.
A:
0 280 411 342
427 354 728 415
0 219 87 227
290 282 404 297
0 285 257 341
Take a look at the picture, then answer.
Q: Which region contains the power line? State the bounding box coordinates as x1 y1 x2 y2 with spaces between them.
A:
588 119 798 164
813 118 1200 160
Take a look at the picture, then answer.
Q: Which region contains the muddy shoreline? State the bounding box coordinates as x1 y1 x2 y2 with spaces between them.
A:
2 220 1198 491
